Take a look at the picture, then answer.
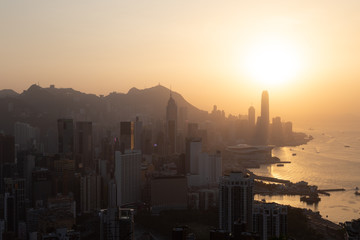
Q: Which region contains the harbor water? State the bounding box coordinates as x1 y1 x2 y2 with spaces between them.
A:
250 128 360 223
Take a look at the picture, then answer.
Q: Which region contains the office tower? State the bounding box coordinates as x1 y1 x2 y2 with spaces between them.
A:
259 91 269 144
53 158 75 196
253 203 287 240
166 93 178 154
187 123 199 138
178 106 188 132
248 106 255 129
14 122 40 152
120 122 134 152
80 173 101 213
134 117 142 151
4 178 26 231
57 119 74 155
185 138 202 175
114 150 141 207
151 176 188 214
271 116 283 145
219 172 254 232
32 168 52 207
0 134 15 164
75 121 93 171
100 208 135 240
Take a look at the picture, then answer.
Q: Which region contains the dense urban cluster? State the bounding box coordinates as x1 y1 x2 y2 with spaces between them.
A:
0 85 326 240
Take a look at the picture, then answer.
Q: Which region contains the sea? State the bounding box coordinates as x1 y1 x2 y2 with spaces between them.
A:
250 128 360 224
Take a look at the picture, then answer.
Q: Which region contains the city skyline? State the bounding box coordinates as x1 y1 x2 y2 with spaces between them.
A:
1 1 360 126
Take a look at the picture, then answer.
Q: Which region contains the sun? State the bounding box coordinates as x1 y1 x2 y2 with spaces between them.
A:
243 38 302 87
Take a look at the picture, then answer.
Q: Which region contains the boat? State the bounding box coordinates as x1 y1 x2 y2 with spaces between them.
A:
277 164 284 167
300 194 321 204
355 191 360 196
344 145 350 148
292 153 296 156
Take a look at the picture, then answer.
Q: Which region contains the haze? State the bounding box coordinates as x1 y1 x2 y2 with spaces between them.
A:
1 0 360 128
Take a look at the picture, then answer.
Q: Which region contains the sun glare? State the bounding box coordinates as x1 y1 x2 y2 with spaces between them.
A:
244 38 302 88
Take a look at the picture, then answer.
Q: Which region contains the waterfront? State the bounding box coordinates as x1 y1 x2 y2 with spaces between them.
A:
251 128 360 223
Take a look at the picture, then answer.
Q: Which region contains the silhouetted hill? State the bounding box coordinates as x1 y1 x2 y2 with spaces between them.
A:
0 89 18 98
0 84 208 136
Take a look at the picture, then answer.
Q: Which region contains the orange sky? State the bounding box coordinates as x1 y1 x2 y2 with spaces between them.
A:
1 1 360 127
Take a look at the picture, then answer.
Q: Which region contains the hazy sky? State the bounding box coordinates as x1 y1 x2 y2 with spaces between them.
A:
1 1 360 125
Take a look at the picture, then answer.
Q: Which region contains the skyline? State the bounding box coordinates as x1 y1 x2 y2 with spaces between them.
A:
1 1 360 127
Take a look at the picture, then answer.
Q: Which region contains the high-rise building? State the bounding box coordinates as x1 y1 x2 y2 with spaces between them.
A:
219 172 254 232
120 122 134 152
100 208 135 240
32 168 52 207
166 93 178 154
115 150 141 207
57 119 74 155
185 138 202 175
248 106 255 129
75 121 93 171
253 203 287 240
0 134 15 164
14 122 40 152
261 91 269 127
259 91 269 144
80 173 101 213
134 117 142 151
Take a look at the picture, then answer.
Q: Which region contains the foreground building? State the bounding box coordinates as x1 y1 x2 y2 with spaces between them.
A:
219 172 254 232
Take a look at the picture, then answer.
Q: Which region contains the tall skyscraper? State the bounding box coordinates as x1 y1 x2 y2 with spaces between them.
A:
219 172 254 232
115 150 141 207
57 119 74 155
75 121 93 171
134 117 142 151
259 91 269 144
166 93 178 154
248 106 255 129
120 121 134 153
0 134 15 164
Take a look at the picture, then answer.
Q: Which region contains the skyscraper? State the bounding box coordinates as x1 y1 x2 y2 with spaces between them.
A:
166 93 178 154
114 150 141 207
253 203 287 240
259 91 269 144
248 106 255 129
120 122 134 152
75 121 93 171
57 119 74 155
219 172 254 232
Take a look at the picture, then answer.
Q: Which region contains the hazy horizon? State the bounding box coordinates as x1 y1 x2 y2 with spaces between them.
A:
1 1 360 129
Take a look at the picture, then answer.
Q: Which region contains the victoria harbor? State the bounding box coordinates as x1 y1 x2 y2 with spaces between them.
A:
250 128 360 224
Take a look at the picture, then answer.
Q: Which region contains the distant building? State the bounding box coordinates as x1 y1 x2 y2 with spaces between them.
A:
100 208 135 240
258 91 269 145
219 172 254 232
57 119 74 156
115 150 141 207
226 144 273 161
248 106 255 130
134 117 142 151
75 121 93 171
120 121 134 152
253 202 287 240
166 93 178 154
0 134 15 164
80 173 101 213
14 122 40 152
32 168 52 207
151 176 188 214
